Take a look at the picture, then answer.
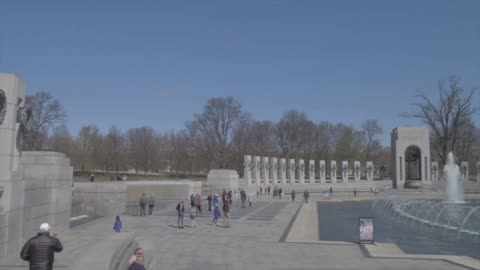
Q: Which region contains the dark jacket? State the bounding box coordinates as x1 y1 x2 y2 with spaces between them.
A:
223 203 230 213
176 203 185 215
128 262 146 270
20 232 63 270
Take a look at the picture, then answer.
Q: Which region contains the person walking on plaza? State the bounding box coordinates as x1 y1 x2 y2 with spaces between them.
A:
148 195 155 215
248 192 253 207
193 193 200 209
207 194 213 211
20 223 63 270
223 202 231 228
240 189 246 208
291 190 296 203
221 189 227 203
190 207 198 228
212 205 221 225
303 190 310 204
176 201 185 228
213 193 219 207
113 216 122 232
353 188 357 198
260 187 263 195
198 194 203 213
128 248 146 270
228 190 233 204
139 193 148 216
279 187 283 199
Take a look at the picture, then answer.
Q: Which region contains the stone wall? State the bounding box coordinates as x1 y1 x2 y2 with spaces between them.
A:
0 151 72 259
206 169 239 194
72 182 128 218
71 181 202 217
125 181 202 201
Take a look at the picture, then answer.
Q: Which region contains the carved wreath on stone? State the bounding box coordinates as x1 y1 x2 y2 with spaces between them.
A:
367 166 373 177
320 164 325 173
258 161 264 170
266 162 272 170
248 160 255 172
0 89 6 126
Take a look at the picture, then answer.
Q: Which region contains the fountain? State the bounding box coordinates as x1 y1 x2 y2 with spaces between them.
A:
372 152 480 242
444 152 465 203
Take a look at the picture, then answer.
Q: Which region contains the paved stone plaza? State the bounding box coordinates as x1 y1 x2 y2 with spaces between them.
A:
7 196 475 270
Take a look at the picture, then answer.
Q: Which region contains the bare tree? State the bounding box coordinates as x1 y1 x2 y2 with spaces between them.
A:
47 125 72 156
104 126 127 173
75 125 101 170
127 126 158 175
191 96 244 168
24 91 67 150
402 76 477 164
333 124 364 161
275 110 314 158
313 121 336 161
361 119 384 161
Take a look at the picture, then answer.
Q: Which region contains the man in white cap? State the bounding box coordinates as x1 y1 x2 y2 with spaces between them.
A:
20 223 63 270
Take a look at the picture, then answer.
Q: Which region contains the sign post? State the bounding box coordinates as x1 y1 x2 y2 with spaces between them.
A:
358 217 374 243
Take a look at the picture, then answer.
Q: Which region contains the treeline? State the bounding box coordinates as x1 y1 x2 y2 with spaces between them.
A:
21 94 389 175
22 77 480 176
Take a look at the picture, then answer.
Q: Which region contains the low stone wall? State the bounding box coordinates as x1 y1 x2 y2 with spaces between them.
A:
206 169 239 194
125 181 201 202
72 182 128 218
72 180 202 217
0 151 73 259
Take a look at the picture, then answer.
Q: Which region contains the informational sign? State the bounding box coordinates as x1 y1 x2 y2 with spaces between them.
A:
359 217 374 243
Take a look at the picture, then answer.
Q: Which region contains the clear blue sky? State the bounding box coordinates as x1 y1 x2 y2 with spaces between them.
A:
1 0 479 145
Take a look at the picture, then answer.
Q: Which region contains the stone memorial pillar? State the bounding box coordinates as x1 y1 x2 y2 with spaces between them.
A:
253 156 261 185
477 161 480 183
354 161 361 182
366 161 373 182
342 161 348 182
280 158 287 185
319 160 326 184
308 160 315 184
299 159 305 184
288 159 295 184
330 161 337 183
243 155 252 182
461 161 469 181
271 157 278 184
0 74 25 257
431 161 439 181
262 157 269 184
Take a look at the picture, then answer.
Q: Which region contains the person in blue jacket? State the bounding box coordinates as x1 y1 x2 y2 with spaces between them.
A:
113 216 122 232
